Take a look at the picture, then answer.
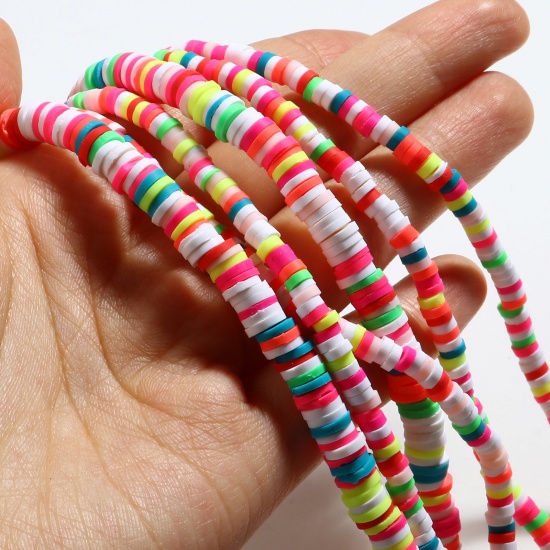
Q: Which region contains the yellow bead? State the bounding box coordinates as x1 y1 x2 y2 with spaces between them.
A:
188 81 221 126
417 292 445 310
272 151 309 182
350 324 367 352
404 444 445 460
256 235 284 262
272 101 298 125
349 494 391 523
138 60 162 96
439 353 467 371
373 438 401 461
445 191 473 212
208 251 249 282
363 506 401 535
532 381 550 398
131 100 148 128
138 175 172 212
340 470 381 498
173 139 199 164
485 485 514 500
327 351 356 372
167 51 185 64
417 152 442 180
385 532 415 550
170 210 205 241
342 480 381 508
464 216 491 236
232 68 255 96
211 177 237 203
119 93 137 121
293 122 316 141
312 309 340 332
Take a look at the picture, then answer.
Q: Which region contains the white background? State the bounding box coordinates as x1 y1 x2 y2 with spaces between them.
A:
2 1 549 548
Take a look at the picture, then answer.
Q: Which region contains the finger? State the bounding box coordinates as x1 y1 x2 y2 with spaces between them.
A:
269 70 532 310
253 29 368 72
0 19 22 156
193 0 529 224
397 254 487 357
292 0 530 159
351 70 534 267
175 30 368 216
362 254 487 404
242 254 487 513
159 31 369 168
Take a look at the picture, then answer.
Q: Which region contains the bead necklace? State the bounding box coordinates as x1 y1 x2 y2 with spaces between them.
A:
0 41 548 549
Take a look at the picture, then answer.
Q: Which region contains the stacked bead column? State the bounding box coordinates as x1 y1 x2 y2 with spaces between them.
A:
175 42 460 548
0 102 421 549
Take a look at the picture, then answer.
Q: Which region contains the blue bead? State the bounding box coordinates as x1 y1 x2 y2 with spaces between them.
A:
74 120 104 155
291 371 332 396
180 51 198 67
255 317 295 343
419 537 442 550
228 198 253 222
460 421 486 442
386 126 410 151
332 454 376 484
453 197 478 218
255 52 276 77
147 183 181 217
488 522 516 534
400 246 428 265
329 89 353 114
330 450 373 477
439 169 462 194
275 339 314 364
310 411 351 438
205 92 232 131
409 461 449 484
133 168 166 205
440 339 466 359
92 59 107 89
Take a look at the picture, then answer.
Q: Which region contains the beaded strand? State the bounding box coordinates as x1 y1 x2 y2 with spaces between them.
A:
0 38 549 548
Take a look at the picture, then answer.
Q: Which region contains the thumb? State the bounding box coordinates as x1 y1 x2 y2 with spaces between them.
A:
0 19 22 155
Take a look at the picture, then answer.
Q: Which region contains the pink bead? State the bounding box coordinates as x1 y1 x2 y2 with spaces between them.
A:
339 369 367 391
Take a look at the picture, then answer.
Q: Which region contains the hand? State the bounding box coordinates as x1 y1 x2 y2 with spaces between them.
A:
0 0 531 547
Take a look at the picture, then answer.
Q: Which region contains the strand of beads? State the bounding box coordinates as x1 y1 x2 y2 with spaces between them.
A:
65 84 443 550
1 40 548 548
0 102 425 550
178 41 550 548
163 44 471 546
70 53 457 548
191 42 550 425
180 47 457 546
72 52 528 548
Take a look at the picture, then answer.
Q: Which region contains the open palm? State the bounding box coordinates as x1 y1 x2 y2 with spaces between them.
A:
0 0 532 547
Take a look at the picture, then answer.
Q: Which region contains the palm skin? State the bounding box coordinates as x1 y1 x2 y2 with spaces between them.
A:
0 0 533 547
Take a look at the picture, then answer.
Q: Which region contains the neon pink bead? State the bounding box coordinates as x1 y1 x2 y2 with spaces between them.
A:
247 50 263 72
339 369 367 391
164 202 199 237
275 159 317 190
442 179 468 202
313 323 341 345
318 429 361 452
338 95 360 120
237 295 279 321
265 244 297 274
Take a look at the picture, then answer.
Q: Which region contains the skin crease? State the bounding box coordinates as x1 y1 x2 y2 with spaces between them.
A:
0 0 534 548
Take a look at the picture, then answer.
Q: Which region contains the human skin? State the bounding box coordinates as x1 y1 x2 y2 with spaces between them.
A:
0 0 532 547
